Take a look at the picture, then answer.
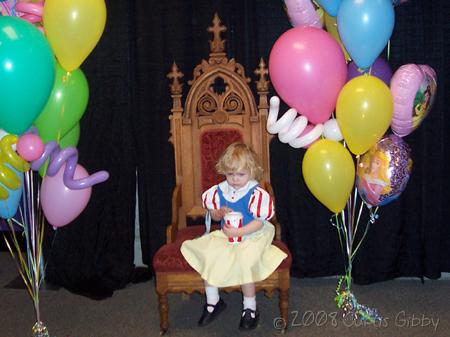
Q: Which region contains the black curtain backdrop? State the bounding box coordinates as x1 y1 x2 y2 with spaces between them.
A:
44 0 450 297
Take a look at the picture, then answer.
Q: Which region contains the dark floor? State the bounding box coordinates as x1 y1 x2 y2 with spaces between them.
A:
0 252 448 337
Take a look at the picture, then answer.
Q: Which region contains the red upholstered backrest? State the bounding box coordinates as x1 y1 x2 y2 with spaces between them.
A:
200 129 242 191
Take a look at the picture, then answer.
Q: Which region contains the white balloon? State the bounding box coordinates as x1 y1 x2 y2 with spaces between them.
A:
288 124 324 148
323 118 343 141
266 96 323 148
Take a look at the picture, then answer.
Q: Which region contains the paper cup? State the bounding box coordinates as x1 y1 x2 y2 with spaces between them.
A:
223 211 243 244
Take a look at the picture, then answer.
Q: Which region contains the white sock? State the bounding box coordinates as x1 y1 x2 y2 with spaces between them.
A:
243 296 256 318
205 286 219 312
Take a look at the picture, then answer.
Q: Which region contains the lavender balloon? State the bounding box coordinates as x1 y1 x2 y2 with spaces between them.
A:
347 57 393 86
31 141 109 190
356 134 412 207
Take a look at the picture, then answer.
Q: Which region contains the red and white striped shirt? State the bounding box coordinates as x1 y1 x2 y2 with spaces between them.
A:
202 180 274 221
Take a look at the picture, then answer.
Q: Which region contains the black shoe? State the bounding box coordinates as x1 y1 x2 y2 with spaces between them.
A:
198 298 227 326
239 308 259 331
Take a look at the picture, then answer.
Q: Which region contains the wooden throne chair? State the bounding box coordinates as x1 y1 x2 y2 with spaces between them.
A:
152 13 292 334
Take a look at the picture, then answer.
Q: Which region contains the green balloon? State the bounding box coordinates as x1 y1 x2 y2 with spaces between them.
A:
35 63 88 143
60 123 80 148
0 17 55 134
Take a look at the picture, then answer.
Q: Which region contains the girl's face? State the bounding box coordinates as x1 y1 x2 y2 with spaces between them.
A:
225 170 250 190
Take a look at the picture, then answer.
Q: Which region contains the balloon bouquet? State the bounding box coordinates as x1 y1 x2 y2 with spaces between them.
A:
0 1 108 335
269 0 435 323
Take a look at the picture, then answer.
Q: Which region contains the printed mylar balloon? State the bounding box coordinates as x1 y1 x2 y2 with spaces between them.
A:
0 16 55 134
302 139 355 213
283 0 322 28
43 0 107 71
336 75 393 155
357 134 412 207
269 27 347 124
390 64 437 137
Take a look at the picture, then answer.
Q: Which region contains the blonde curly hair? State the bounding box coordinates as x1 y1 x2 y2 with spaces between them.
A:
215 142 263 181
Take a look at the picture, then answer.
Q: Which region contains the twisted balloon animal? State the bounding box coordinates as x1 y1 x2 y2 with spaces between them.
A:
266 96 324 148
0 134 29 199
31 141 109 189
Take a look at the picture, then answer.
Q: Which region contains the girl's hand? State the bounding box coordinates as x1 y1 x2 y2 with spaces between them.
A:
210 207 233 221
223 222 240 238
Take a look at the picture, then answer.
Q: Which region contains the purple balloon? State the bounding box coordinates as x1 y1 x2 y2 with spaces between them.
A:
347 57 393 86
31 141 109 190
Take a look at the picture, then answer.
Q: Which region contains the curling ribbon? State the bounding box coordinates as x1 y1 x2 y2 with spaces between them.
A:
267 96 323 148
31 141 109 190
0 134 29 199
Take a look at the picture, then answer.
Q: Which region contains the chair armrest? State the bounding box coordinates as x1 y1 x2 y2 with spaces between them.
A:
167 184 182 243
262 181 282 241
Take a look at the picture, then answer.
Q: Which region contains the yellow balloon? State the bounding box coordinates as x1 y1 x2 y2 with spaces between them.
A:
0 163 21 190
302 139 355 214
336 75 393 155
324 12 351 62
0 134 30 200
316 7 325 27
0 135 30 172
43 0 107 72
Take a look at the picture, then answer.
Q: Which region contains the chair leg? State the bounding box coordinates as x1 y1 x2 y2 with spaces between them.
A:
157 291 169 335
279 288 289 332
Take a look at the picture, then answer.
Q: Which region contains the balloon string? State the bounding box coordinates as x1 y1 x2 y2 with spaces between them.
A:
387 39 391 61
30 141 109 190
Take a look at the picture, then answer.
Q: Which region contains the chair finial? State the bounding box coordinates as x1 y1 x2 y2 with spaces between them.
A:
207 12 227 55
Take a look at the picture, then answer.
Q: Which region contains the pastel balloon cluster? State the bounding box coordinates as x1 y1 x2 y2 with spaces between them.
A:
0 0 106 139
0 2 108 227
270 0 435 213
282 0 398 70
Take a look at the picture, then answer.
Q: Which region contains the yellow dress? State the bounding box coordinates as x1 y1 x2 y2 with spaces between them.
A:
180 181 287 287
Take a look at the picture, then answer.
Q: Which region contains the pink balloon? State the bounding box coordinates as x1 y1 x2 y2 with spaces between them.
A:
390 64 437 137
16 133 44 161
40 164 92 228
284 0 322 28
269 27 347 124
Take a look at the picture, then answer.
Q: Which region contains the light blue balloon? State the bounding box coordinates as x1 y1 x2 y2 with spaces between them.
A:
0 165 24 219
337 0 395 69
316 0 342 17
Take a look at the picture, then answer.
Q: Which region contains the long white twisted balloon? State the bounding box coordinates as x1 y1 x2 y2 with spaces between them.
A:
267 96 323 148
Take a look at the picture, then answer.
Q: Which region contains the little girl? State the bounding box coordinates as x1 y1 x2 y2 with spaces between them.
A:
181 142 287 331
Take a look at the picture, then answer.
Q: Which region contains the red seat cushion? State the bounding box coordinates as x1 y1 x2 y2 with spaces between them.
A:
153 225 292 273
